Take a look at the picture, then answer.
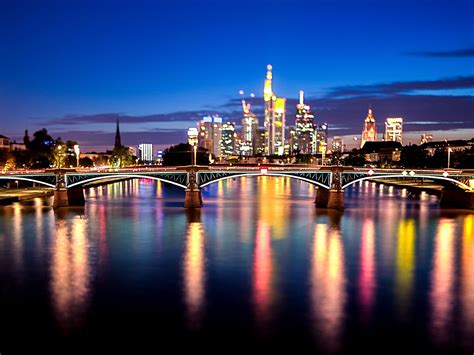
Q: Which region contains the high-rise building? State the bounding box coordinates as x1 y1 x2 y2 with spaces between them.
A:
138 143 153 163
332 136 344 152
240 98 259 156
361 108 377 148
197 115 222 157
187 127 198 146
220 122 236 156
263 65 286 156
316 123 328 154
294 90 316 154
384 117 403 144
420 133 433 144
255 128 266 155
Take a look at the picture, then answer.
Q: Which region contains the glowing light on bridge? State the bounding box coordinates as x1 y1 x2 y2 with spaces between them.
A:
260 168 268 175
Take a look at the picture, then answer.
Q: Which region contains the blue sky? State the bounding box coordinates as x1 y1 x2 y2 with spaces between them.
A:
1 0 473 151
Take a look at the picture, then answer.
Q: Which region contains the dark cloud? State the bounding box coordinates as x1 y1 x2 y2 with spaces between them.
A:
326 76 474 98
403 47 474 58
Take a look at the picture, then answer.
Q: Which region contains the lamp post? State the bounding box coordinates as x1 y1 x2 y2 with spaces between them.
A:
74 144 80 168
187 127 198 166
447 147 452 169
57 145 63 169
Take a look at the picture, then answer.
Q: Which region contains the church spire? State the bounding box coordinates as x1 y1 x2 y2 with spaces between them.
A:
114 119 122 149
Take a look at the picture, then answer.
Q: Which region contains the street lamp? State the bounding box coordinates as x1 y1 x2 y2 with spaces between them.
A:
74 144 80 168
57 145 63 168
187 127 198 166
447 147 452 169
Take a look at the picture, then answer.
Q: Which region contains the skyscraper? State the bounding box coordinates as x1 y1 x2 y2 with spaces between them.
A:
240 97 259 156
197 115 222 157
294 90 316 154
263 65 286 156
332 136 344 152
384 117 403 144
114 119 122 149
220 122 236 156
316 123 328 154
361 108 377 148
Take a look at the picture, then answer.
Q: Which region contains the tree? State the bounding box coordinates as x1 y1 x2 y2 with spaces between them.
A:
110 145 134 168
163 143 209 166
28 128 55 168
79 157 94 167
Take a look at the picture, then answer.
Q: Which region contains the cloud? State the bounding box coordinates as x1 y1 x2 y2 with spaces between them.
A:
403 47 474 58
325 76 474 98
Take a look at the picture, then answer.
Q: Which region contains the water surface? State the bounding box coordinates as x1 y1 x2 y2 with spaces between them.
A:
0 177 473 353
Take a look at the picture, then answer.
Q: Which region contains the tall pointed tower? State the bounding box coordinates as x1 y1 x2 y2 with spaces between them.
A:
114 119 122 149
361 107 377 148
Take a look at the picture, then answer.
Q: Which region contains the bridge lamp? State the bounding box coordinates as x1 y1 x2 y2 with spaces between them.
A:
402 170 408 176
260 168 268 175
443 171 449 178
368 169 374 176
409 171 416 177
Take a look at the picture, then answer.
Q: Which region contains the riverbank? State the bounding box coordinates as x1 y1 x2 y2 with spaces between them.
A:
0 188 54 205
369 178 443 196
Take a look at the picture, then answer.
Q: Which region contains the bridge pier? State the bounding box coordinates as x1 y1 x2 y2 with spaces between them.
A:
440 189 474 209
315 188 344 210
184 168 202 208
52 170 85 208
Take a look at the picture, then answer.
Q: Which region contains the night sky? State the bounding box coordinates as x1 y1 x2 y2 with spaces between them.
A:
1 0 473 151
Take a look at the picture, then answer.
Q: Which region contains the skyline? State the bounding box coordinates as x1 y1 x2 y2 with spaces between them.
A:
1 0 474 151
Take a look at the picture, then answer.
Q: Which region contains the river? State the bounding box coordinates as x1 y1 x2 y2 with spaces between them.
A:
0 177 473 353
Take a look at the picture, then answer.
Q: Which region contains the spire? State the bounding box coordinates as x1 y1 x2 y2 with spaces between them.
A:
114 119 122 149
299 90 304 106
264 64 273 102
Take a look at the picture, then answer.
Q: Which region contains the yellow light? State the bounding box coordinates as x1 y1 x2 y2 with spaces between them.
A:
275 97 286 113
469 179 474 189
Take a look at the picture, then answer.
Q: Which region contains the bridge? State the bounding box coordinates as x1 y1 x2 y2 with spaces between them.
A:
1 166 473 210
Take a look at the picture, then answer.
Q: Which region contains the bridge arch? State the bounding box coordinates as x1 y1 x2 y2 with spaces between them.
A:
0 176 56 188
342 174 472 191
199 172 331 189
67 174 188 189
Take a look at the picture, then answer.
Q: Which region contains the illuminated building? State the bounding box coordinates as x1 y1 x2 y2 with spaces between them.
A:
263 65 286 156
138 143 153 163
421 133 433 144
288 127 298 155
316 123 328 154
220 122 236 156
384 117 403 144
332 136 344 152
294 90 316 154
0 135 10 151
240 96 259 156
361 108 377 148
255 128 266 155
197 115 222 157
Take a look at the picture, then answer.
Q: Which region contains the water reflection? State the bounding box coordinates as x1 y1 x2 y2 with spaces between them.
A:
310 223 346 352
395 219 416 319
359 219 375 321
50 215 91 334
461 215 474 343
183 211 206 328
253 220 273 329
430 218 455 344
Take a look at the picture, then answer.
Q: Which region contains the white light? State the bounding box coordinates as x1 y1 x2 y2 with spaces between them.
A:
402 170 408 176
443 171 449 177
368 169 374 175
260 168 268 175
409 171 416 176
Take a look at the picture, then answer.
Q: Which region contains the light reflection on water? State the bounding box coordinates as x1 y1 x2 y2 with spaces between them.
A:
0 177 473 352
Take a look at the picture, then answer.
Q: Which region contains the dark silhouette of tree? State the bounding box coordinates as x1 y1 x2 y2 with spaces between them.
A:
163 143 209 166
